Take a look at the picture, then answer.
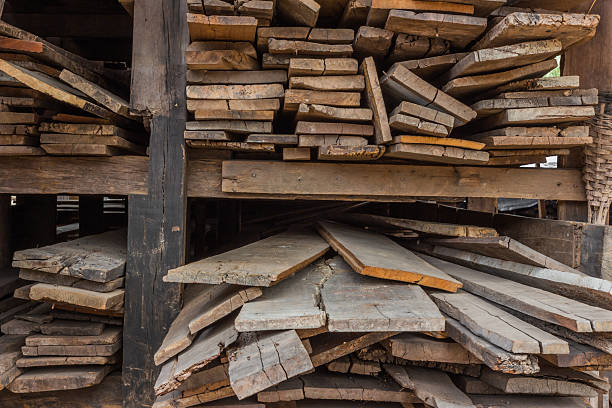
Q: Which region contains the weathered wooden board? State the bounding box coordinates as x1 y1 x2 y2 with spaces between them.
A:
327 355 381 376
391 101 455 130
381 63 476 125
38 123 143 142
12 230 126 283
288 58 359 77
16 354 118 368
494 75 581 93
268 40 352 57
386 333 481 364
296 103 372 122
187 14 257 42
317 221 461 291
283 147 311 161
368 0 475 27
542 339 612 368
353 26 393 57
26 327 121 347
7 366 112 393
164 230 329 286
469 135 592 150
471 95 597 117
299 135 367 147
431 291 568 354
0 146 44 156
186 140 275 152
473 11 600 50
310 331 397 367
277 0 320 26
420 254 612 333
246 134 298 145
385 10 487 48
384 364 476 408
289 75 365 92
322 256 444 332
21 340 121 357
256 26 310 50
295 121 373 136
389 114 449 137
391 136 485 150
228 330 313 399
155 285 262 366
475 105 595 129
399 53 468 81
186 50 258 71
284 89 361 111
235 259 329 331
187 84 284 100
469 395 593 408
40 320 104 336
28 284 124 311
386 144 490 165
317 145 386 161
361 57 392 144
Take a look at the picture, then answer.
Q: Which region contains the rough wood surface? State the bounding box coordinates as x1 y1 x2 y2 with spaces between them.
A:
317 221 461 291
268 40 352 57
475 105 595 128
361 57 392 144
296 103 372 122
469 395 593 408
391 136 485 150
389 114 449 137
164 230 329 286
386 333 481 364
28 284 124 311
40 320 104 336
7 366 112 393
187 14 257 42
295 121 373 136
187 84 284 100
16 354 118 368
277 0 320 27
317 145 386 161
284 89 361 111
391 101 455 130
385 144 489 165
310 331 397 367
25 327 122 347
289 75 364 92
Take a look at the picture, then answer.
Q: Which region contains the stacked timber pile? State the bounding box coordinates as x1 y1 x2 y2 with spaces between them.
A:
0 22 145 157
0 230 125 393
152 213 612 408
184 0 600 166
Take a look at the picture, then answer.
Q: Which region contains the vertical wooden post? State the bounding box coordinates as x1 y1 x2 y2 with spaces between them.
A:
79 195 105 236
123 0 187 406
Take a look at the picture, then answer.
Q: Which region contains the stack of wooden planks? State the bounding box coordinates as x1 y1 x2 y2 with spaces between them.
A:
0 230 125 393
150 212 612 408
183 1 600 167
0 22 145 157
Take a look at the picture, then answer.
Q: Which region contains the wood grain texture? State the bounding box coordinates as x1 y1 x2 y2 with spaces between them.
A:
7 366 112 393
361 57 391 144
386 333 481 364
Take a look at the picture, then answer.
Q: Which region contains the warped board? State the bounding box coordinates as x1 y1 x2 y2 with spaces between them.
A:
421 254 612 333
472 12 601 50
431 291 568 354
391 136 485 150
427 236 579 272
155 284 262 366
385 143 490 165
309 331 397 367
384 364 476 408
322 256 445 332
164 230 329 286
235 259 329 332
400 52 469 82
361 56 392 144
385 10 487 48
422 244 612 311
316 221 461 291
386 333 482 364
187 14 258 42
12 229 126 283
228 330 313 400
28 284 124 311
7 365 112 393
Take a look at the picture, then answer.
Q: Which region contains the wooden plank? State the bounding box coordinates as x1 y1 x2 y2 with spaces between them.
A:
228 330 313 399
284 147 312 161
470 395 593 408
187 140 274 152
469 135 592 150
283 89 361 111
353 26 393 57
420 254 612 333
155 285 262 366
235 259 329 331
28 284 123 311
318 145 386 161
316 221 461 291
475 106 595 128
391 101 455 130
542 339 612 368
431 291 568 354
386 333 481 364
256 27 311 51
299 135 367 147
187 84 284 100
247 134 298 145
187 70 287 85
322 256 445 331
219 160 586 201
186 50 259 71
399 52 468 81
389 114 449 137
277 0 320 27
310 331 397 367
164 230 329 286
391 136 485 150
361 57 391 144
384 364 476 408
268 40 352 57
369 0 475 27
494 75 580 93
296 103 372 122
185 121 272 134
308 28 355 44
327 356 381 376
385 10 487 48
296 121 373 136
40 320 104 336
0 136 38 147
41 144 132 157
386 144 490 165
381 63 476 125
21 342 121 357
473 12 600 50
193 111 274 121
470 97 594 117
26 327 122 347
289 75 365 92
7 366 112 393
16 354 118 368
187 14 257 42
390 34 452 65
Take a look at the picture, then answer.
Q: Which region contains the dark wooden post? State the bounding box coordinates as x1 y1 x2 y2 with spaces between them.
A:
122 0 188 405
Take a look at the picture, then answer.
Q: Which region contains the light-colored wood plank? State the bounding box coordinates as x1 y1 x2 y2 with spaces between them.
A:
187 14 257 42
475 105 595 128
386 144 490 165
187 70 287 85
299 135 368 147
391 101 455 130
387 333 481 364
391 136 485 150
296 103 372 122
256 26 311 51
295 121 373 136
28 284 123 311
389 114 449 137
277 0 320 27
469 395 594 408
268 40 353 57
289 75 365 92
284 89 361 111
317 145 386 161
399 52 468 82
187 84 284 100
361 57 391 144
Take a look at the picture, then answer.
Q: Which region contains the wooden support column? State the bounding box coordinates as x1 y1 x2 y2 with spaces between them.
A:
79 195 105 237
123 0 187 406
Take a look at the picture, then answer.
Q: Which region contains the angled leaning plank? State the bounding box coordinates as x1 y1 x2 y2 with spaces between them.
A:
310 331 397 367
164 230 329 286
322 256 445 332
361 56 391 144
316 221 462 292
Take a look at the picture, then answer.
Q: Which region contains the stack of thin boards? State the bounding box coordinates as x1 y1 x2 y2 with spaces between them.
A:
0 22 146 157
0 230 125 393
184 0 601 167
151 213 612 408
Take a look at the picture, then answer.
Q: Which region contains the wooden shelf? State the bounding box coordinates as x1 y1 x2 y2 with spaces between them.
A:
0 157 586 201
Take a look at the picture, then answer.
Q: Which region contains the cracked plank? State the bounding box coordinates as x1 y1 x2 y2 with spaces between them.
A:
228 330 313 400
316 221 461 292
386 333 482 365
322 256 445 332
155 284 261 366
309 331 397 367
327 355 381 376
235 259 329 332
164 229 329 286
470 395 593 408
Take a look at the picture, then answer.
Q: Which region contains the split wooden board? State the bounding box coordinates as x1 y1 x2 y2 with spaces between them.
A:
164 229 329 286
316 221 462 291
309 331 397 367
28 284 124 311
385 143 490 165
391 136 485 150
391 101 455 130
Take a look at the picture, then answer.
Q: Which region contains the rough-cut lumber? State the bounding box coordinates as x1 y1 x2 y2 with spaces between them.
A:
495 75 580 93
246 134 298 145
299 135 367 147
28 284 123 311
386 143 490 165
186 50 258 71
384 364 476 408
296 103 372 122
353 26 393 57
268 40 352 57
316 221 461 291
228 330 313 400
276 0 320 27
317 145 386 161
186 120 272 134
187 70 287 85
391 101 455 130
322 256 444 332
381 63 476 125
186 140 275 152
256 26 310 50
193 110 274 121
283 89 361 111
475 105 595 128
289 75 365 92
444 316 539 375
385 10 487 48
469 135 592 150
327 355 382 376
187 14 257 42
308 28 355 44
420 254 612 333
155 285 262 366
469 395 593 408
387 333 481 364
399 52 468 81
473 12 600 50
40 320 104 336
431 291 568 354
310 331 397 367
25 327 121 347
389 114 449 137
471 95 597 117
164 230 329 286
368 0 475 27
7 366 112 393
235 259 330 332
16 354 118 368
361 57 391 144
542 339 612 368
391 136 485 150
187 84 284 100
295 121 373 136
283 147 311 161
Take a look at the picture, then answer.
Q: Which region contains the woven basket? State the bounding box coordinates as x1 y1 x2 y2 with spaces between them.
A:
584 92 612 224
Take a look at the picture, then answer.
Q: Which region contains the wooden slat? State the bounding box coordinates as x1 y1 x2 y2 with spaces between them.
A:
318 145 385 161
475 105 595 128
399 52 468 81
28 284 123 311
385 144 490 165
361 56 391 144
310 331 397 367
187 14 257 42
386 333 481 364
317 221 462 291
391 101 455 130
7 366 112 393
470 395 594 408
391 136 485 150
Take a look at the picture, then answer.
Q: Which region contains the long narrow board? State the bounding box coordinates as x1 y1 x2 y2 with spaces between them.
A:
470 395 595 408
296 103 372 122
368 0 475 27
28 284 124 311
389 114 449 137
25 327 122 347
475 105 595 128
316 221 461 291
361 57 392 144
164 230 328 286
322 256 445 332
187 70 287 85
386 333 482 364
468 135 593 150
268 40 353 57
7 365 112 393
187 14 258 42
399 53 469 81
391 136 485 150
391 101 455 130
234 259 329 331
385 143 490 165
284 89 361 111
